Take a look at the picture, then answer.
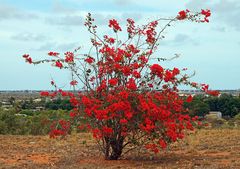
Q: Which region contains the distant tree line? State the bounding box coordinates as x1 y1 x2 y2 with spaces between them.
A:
184 94 240 118
2 97 74 111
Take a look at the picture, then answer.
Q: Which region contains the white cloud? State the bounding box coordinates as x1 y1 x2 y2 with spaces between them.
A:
52 0 78 14
0 3 39 21
213 0 240 31
11 32 48 41
45 15 84 26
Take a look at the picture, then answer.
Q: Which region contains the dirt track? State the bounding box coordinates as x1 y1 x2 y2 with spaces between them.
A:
0 129 240 169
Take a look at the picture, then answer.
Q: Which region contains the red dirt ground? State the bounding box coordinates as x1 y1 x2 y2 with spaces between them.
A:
0 129 240 169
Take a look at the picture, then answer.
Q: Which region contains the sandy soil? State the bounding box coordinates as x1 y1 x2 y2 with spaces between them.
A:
0 129 240 169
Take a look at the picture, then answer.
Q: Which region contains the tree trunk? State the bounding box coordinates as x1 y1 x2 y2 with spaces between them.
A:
104 137 110 160
104 137 124 160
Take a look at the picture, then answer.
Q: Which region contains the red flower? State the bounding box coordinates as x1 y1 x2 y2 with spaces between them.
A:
50 129 64 138
201 9 211 23
148 83 153 88
159 139 167 149
60 91 68 97
122 66 131 76
23 54 33 64
92 128 102 139
172 67 180 75
206 90 220 96
26 57 32 64
127 44 140 54
177 10 189 20
109 19 122 32
192 116 199 121
146 28 156 44
40 91 49 97
48 51 59 56
145 144 159 153
65 52 74 63
97 79 107 92
109 78 118 86
186 95 193 103
120 119 128 124
104 35 115 44
49 92 57 98
201 9 211 17
119 90 129 99
22 54 29 58
85 57 95 64
82 96 92 106
102 126 113 135
55 61 63 68
164 70 174 82
127 18 135 35
138 55 148 63
126 78 137 90
51 80 55 85
201 84 209 91
125 111 133 120
132 71 141 78
204 18 209 23
70 112 76 118
150 64 164 77
70 80 78 86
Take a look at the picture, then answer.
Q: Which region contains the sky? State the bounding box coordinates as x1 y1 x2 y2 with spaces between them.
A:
0 0 239 90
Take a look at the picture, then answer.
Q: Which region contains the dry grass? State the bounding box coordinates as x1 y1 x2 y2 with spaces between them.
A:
0 129 240 169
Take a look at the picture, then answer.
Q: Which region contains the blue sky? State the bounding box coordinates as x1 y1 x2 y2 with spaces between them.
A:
0 0 239 90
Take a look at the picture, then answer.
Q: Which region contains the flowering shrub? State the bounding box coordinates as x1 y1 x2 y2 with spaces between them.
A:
23 10 219 160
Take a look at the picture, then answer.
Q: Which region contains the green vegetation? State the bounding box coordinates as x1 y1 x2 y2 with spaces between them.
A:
19 97 73 110
0 108 69 135
185 94 240 118
206 94 240 117
44 98 73 110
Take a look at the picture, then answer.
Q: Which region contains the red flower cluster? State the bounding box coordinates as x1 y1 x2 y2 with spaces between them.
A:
49 120 70 138
108 78 118 86
126 18 135 36
177 9 211 23
104 35 115 44
201 9 211 22
145 21 158 44
177 9 190 20
109 19 122 32
22 54 32 64
126 78 137 90
55 61 63 68
65 52 74 63
150 64 164 78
